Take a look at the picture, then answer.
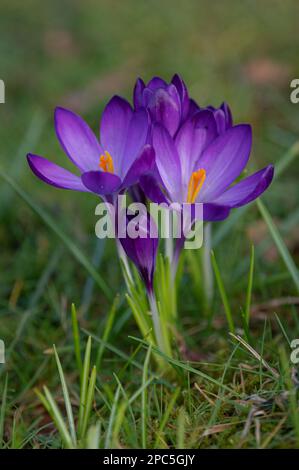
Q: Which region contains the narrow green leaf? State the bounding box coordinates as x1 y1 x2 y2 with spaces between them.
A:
82 365 97 438
53 345 76 446
42 386 74 449
141 344 152 449
71 303 83 378
96 295 119 370
105 384 121 449
211 250 235 333
257 199 299 293
78 336 92 438
245 244 255 324
0 374 8 448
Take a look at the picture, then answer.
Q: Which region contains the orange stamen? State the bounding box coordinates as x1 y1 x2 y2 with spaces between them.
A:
99 151 114 173
187 168 206 203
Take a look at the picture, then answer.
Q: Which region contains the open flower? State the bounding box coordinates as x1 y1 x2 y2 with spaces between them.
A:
27 96 154 200
141 110 274 221
133 74 196 137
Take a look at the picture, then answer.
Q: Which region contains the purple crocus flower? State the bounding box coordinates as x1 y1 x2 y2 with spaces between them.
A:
141 110 274 222
119 212 158 293
133 74 195 137
27 96 154 200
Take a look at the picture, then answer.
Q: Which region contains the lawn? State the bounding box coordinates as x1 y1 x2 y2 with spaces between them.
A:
0 0 299 449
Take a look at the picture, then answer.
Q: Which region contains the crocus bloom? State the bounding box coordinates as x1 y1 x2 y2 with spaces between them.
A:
27 96 154 201
141 110 274 222
119 212 158 293
134 74 196 137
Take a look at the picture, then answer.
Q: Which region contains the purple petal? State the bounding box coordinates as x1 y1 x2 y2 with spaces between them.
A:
140 174 169 205
175 120 207 193
55 107 102 172
203 203 231 221
100 96 133 175
133 78 145 109
146 77 167 90
81 171 121 195
198 124 252 202
119 212 158 291
27 154 89 191
152 124 182 201
187 98 200 119
122 145 155 188
221 102 233 128
213 109 227 134
171 74 190 120
214 165 274 208
120 108 149 178
148 88 181 136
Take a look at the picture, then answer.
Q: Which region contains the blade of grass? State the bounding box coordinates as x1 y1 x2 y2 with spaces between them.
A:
78 336 92 438
211 250 235 333
105 384 121 449
71 304 83 379
154 387 180 447
0 171 111 300
35 387 74 449
0 374 8 448
141 344 152 449
96 295 119 369
257 199 299 293
86 421 101 449
245 244 255 325
53 345 76 446
82 365 97 439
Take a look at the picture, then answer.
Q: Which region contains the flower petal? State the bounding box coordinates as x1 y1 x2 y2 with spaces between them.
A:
146 76 167 90
133 78 145 109
121 108 150 178
152 124 182 201
55 107 102 172
27 154 90 191
149 88 181 136
198 124 252 202
140 174 169 205
171 74 190 119
175 111 217 193
100 96 133 174
203 203 231 221
214 165 274 208
122 145 155 188
81 171 121 195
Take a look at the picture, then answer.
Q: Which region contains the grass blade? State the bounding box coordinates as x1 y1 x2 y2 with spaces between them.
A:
96 295 119 369
82 365 97 438
257 199 299 293
78 336 92 438
0 374 8 448
105 384 121 449
211 250 235 333
71 303 83 378
245 244 255 324
141 344 152 449
35 387 74 449
53 345 76 446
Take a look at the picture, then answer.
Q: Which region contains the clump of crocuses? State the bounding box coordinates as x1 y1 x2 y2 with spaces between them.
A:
27 74 274 364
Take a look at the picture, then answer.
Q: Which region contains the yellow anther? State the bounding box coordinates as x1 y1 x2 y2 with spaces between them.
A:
99 151 114 173
187 168 206 203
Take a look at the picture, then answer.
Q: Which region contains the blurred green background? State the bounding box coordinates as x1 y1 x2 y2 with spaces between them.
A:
0 0 299 407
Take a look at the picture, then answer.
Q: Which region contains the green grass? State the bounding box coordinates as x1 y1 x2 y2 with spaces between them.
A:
1 0 299 449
